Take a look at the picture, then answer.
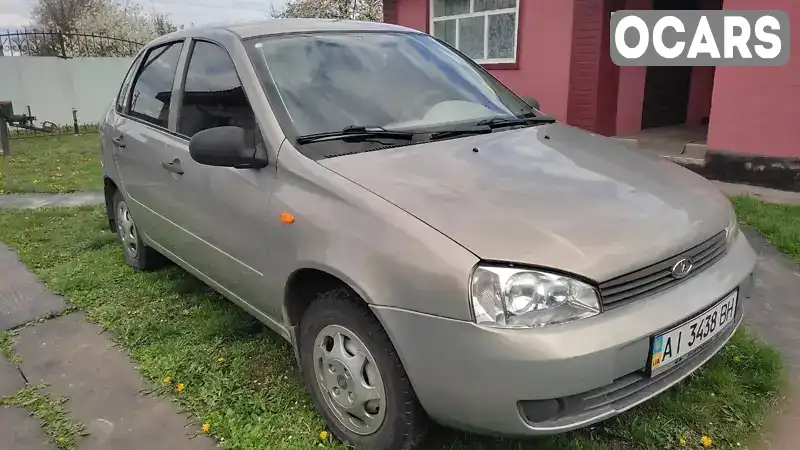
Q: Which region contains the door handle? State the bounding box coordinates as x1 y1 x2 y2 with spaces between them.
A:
111 136 126 148
161 159 184 175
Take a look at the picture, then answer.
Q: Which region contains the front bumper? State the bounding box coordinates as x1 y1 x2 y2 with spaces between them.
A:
372 233 757 437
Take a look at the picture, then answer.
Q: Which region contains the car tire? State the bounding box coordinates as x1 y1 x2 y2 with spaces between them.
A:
299 288 429 450
112 190 163 270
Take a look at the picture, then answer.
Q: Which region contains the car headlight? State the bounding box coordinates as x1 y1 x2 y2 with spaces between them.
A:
725 208 739 247
470 265 601 328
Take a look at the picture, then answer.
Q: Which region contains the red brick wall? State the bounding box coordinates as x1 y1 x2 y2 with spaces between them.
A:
383 0 398 24
566 0 624 136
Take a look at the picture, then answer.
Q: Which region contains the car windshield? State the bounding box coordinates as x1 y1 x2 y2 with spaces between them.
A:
247 31 537 138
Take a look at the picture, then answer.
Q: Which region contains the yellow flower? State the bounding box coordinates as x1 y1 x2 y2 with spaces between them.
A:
176 383 185 392
319 430 329 440
217 357 225 362
679 436 687 446
58 437 65 442
201 423 211 433
162 376 172 384
701 436 713 448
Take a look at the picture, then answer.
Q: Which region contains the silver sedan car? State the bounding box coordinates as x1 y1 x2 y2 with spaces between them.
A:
100 18 756 450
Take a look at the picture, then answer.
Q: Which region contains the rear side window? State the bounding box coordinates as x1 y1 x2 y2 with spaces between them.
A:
116 53 143 113
177 40 256 138
129 41 184 128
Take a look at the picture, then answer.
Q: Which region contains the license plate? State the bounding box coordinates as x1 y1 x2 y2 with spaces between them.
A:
650 290 738 376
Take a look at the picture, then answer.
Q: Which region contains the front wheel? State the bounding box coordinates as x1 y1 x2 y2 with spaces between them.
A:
112 190 163 270
299 289 429 449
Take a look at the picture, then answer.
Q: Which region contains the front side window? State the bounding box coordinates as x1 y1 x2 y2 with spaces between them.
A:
128 41 184 128
431 0 519 63
249 31 533 140
116 53 144 113
178 41 256 138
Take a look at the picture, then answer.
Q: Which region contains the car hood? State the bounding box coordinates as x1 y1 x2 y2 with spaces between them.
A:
318 123 732 282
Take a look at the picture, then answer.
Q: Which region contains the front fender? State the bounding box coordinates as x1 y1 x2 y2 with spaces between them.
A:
265 147 479 322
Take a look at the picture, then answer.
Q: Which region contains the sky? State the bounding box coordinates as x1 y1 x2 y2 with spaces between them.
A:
0 0 289 30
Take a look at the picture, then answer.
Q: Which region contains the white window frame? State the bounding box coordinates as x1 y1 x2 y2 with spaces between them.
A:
429 0 520 65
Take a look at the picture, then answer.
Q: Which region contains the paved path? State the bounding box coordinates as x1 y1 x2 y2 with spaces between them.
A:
0 244 215 450
742 228 800 449
715 182 800 205
0 192 104 209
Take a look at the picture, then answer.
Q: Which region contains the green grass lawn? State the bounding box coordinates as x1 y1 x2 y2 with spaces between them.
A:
732 196 800 261
0 205 784 450
0 134 102 194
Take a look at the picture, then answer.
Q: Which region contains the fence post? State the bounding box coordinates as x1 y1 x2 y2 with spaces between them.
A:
58 32 67 58
72 109 80 135
0 102 11 156
0 119 9 157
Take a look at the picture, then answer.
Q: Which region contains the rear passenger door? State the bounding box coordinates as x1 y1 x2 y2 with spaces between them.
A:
112 40 187 248
162 39 279 315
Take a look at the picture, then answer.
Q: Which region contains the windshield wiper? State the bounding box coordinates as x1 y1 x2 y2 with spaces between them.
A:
296 125 419 144
475 114 557 129
429 125 494 141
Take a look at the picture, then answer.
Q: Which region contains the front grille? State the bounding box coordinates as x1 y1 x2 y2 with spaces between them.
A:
599 231 727 308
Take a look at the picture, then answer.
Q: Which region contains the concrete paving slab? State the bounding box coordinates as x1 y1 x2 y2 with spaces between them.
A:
741 227 800 449
716 181 800 205
15 312 216 450
0 355 25 397
0 244 67 330
743 227 800 377
0 407 55 450
0 192 104 210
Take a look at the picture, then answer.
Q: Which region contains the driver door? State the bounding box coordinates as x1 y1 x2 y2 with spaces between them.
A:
161 38 280 317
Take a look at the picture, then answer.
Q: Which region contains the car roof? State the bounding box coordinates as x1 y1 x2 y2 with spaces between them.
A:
155 18 422 43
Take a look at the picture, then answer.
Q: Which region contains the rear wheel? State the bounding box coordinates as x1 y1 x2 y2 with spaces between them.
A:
299 289 429 449
112 190 163 270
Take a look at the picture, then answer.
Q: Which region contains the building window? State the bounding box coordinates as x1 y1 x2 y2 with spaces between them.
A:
430 0 519 64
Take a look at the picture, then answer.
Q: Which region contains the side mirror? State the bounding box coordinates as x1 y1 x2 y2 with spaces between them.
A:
189 126 267 169
522 96 540 110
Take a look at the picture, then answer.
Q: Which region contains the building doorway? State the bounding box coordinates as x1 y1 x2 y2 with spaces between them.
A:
642 66 693 129
640 0 699 129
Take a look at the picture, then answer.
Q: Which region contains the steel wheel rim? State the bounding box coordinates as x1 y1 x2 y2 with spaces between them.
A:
116 200 138 258
312 324 387 435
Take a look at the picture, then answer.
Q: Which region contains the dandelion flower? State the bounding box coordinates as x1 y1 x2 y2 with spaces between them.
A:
201 423 211 433
319 430 329 440
176 383 185 392
162 376 172 384
58 437 65 442
217 357 225 362
679 436 686 446
701 435 713 448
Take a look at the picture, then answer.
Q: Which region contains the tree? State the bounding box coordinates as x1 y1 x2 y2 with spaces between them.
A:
271 0 383 22
16 0 179 57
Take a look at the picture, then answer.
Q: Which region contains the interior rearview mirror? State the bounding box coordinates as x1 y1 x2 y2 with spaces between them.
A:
189 126 268 169
522 96 540 111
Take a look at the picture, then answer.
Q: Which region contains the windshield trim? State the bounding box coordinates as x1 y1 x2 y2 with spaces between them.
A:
242 30 546 155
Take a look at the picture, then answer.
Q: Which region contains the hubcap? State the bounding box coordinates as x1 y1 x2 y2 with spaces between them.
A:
116 201 138 258
313 325 387 435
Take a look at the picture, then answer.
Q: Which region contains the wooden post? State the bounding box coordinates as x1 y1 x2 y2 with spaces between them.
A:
72 109 80 135
0 101 11 156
